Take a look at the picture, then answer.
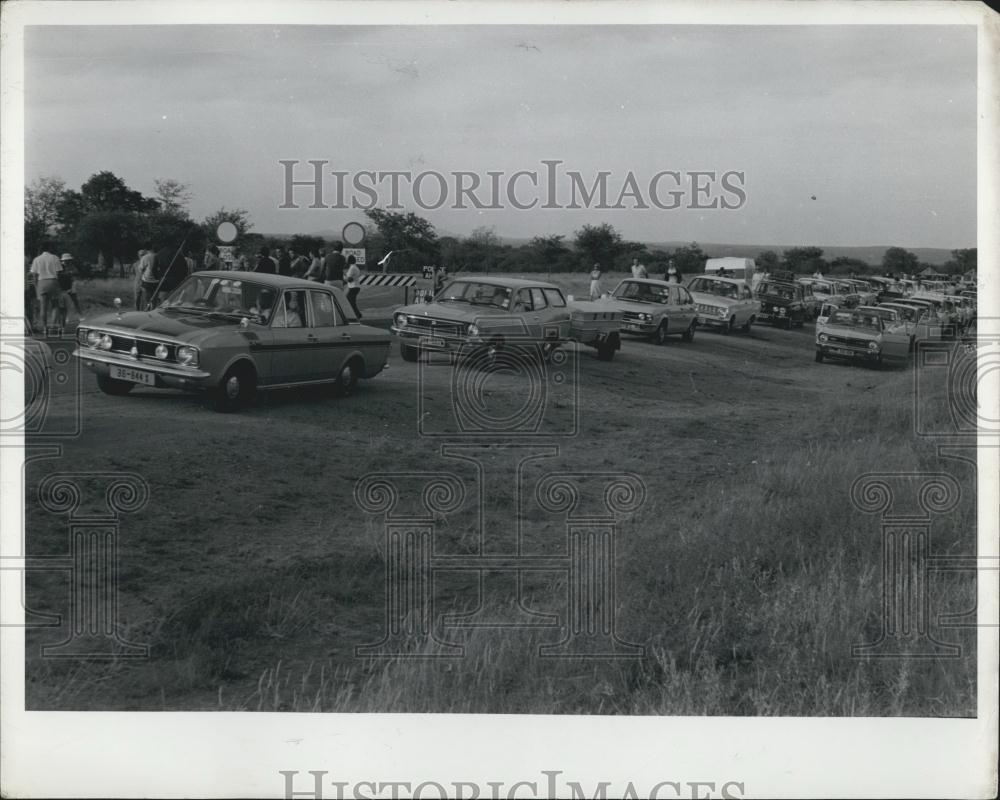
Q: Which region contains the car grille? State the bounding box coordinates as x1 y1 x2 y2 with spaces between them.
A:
824 334 869 348
404 317 466 337
102 332 177 362
696 303 722 314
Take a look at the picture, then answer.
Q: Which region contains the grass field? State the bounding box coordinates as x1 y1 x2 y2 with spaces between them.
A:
23 275 977 715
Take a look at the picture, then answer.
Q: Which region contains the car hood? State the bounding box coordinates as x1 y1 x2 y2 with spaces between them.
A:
602 298 669 314
395 302 507 324
82 309 240 343
817 323 880 340
688 291 739 308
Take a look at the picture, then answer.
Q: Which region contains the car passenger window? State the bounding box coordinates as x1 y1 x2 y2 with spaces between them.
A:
271 290 308 328
543 288 567 308
676 287 692 304
530 288 547 310
310 290 341 327
512 289 533 313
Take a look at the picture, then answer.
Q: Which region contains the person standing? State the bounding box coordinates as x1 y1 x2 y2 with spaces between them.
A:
184 249 196 277
322 242 347 289
204 245 221 271
630 257 647 279
345 254 363 319
289 248 308 277
30 241 63 334
589 263 603 300
304 249 323 281
276 246 292 277
57 253 83 324
138 244 161 310
254 246 276 274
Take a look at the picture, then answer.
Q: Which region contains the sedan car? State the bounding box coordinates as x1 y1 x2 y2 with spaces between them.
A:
74 272 390 411
391 277 622 361
604 279 697 344
756 279 810 328
814 307 910 368
686 276 760 333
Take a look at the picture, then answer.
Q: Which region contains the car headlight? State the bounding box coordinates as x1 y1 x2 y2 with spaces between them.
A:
99 334 113 350
395 313 407 327
468 324 479 336
778 308 786 316
640 313 652 321
176 346 199 367
718 307 728 317
154 344 169 360
818 334 828 343
868 342 879 351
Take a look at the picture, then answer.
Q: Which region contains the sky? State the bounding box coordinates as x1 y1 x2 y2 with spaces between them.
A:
24 24 977 249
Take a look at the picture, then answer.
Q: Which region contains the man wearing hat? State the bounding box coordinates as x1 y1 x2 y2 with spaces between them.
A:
29 242 63 335
55 253 83 329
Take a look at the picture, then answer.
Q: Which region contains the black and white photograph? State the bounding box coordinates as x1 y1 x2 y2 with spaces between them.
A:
1 1 997 798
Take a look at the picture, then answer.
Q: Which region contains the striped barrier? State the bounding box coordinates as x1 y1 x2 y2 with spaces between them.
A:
359 273 418 288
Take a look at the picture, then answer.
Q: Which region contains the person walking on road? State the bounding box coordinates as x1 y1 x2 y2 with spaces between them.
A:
345 254 363 319
589 263 603 300
29 241 63 335
138 244 161 309
323 242 347 289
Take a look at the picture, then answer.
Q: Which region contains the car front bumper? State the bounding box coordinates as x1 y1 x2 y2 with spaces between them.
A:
73 348 214 390
816 344 880 362
620 320 657 335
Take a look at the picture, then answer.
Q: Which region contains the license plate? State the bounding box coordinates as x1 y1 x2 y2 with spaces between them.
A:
624 322 640 330
111 365 155 385
830 348 855 356
419 336 446 349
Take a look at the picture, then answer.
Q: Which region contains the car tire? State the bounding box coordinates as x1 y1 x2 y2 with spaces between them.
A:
212 362 256 412
654 321 669 345
400 342 420 362
335 358 361 397
681 321 696 343
814 350 824 363
742 316 754 334
596 338 616 361
96 374 134 396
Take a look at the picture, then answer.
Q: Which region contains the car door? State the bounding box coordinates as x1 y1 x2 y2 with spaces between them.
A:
542 288 572 340
264 289 315 385
880 317 910 360
529 287 565 345
307 288 351 380
672 285 697 329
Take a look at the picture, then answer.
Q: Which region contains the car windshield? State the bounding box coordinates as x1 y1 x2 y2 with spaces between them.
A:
161 275 276 322
688 278 738 298
829 310 883 331
759 282 796 300
437 280 512 309
612 281 670 304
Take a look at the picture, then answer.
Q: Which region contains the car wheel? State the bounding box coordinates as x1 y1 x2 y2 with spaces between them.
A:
742 316 754 334
96 374 134 396
400 342 420 362
212 362 256 412
681 321 696 343
814 349 824 363
335 358 360 397
596 339 616 361
654 321 669 345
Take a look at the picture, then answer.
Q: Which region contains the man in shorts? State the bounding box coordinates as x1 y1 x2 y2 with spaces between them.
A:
29 241 62 335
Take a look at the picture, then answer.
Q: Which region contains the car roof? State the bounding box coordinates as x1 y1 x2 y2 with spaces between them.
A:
447 276 556 289
618 278 676 288
690 275 746 286
195 270 324 290
858 305 893 313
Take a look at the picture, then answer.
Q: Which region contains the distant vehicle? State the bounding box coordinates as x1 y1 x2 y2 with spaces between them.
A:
756 277 810 328
74 272 391 411
686 276 760 333
815 307 910 368
605 279 698 344
704 257 756 281
841 279 878 305
391 276 623 361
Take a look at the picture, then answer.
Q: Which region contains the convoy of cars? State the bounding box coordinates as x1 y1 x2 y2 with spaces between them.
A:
71 267 978 410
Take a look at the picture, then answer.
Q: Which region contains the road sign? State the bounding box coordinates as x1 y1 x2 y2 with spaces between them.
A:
344 247 366 265
342 222 366 246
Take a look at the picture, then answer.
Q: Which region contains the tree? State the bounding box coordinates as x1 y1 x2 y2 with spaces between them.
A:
881 246 920 276
668 242 707 276
153 179 192 214
530 234 569 266
573 223 623 267
756 250 780 272
828 256 872 275
782 246 826 275
288 234 325 256
945 248 976 276
364 208 439 263
24 176 68 256
203 207 254 251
